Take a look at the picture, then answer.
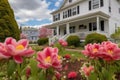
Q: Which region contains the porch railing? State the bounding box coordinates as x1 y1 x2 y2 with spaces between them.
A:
49 31 109 45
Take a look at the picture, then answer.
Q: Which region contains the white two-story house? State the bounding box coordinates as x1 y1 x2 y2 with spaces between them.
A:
48 0 120 44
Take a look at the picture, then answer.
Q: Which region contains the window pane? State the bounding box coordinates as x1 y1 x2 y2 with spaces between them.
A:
93 22 97 31
100 20 104 31
89 23 92 31
70 26 75 33
93 0 99 9
69 0 72 3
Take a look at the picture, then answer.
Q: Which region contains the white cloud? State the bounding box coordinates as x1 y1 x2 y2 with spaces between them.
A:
8 0 54 25
55 0 63 7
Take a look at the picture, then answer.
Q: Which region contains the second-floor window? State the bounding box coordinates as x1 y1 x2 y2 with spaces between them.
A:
63 5 80 19
93 0 99 9
89 0 104 10
63 11 68 19
68 9 72 17
72 7 77 16
53 13 60 21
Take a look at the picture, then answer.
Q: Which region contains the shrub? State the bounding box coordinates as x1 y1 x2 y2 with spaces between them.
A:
37 37 48 45
85 33 107 44
66 35 80 47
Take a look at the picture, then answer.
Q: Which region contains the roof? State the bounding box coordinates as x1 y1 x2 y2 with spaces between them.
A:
51 0 85 14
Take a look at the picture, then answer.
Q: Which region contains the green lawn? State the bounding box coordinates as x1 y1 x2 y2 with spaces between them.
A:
59 50 85 59
30 44 85 59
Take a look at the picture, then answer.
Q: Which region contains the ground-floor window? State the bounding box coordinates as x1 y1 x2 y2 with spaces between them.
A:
64 29 66 35
89 21 105 31
100 20 104 31
70 26 75 33
89 22 97 31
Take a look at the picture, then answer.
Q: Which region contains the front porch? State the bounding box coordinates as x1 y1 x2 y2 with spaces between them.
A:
49 12 109 44
48 14 110 45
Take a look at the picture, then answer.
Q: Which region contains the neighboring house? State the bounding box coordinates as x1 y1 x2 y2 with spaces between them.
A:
48 0 120 44
21 27 39 42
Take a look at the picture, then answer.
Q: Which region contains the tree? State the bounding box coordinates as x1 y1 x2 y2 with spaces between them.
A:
39 27 53 38
0 0 20 42
111 27 120 42
20 33 27 39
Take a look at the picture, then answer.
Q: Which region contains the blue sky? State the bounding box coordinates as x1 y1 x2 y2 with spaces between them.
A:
8 0 63 27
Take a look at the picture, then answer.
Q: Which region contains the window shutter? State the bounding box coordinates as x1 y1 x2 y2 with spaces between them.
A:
89 1 91 10
100 0 104 7
77 6 79 14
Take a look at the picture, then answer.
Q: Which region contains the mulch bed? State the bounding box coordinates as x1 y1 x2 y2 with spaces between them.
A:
60 59 86 80
47 58 120 80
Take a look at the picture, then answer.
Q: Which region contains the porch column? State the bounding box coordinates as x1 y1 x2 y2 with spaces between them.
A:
97 16 100 32
66 23 70 34
56 26 59 36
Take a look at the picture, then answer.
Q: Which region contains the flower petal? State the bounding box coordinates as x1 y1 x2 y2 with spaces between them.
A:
13 56 23 63
18 39 28 48
5 37 16 45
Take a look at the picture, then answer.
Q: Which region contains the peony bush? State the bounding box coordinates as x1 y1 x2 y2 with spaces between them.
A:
1 37 120 80
82 41 120 80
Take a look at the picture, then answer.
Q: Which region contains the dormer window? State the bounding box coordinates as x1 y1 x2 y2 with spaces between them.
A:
69 0 72 3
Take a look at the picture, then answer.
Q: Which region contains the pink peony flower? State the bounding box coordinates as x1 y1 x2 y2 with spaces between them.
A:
58 39 68 47
58 39 64 44
64 64 68 70
82 43 101 59
50 43 54 47
99 41 120 61
68 71 77 79
0 43 11 59
4 37 35 63
37 47 62 70
55 71 61 80
64 54 71 59
82 66 94 76
26 67 31 79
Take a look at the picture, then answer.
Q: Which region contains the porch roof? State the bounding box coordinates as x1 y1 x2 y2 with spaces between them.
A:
48 11 110 28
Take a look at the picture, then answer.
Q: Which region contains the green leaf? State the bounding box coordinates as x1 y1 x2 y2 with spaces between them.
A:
39 70 46 80
7 60 17 77
29 58 38 76
28 76 38 80
0 72 5 77
101 67 114 80
21 75 27 80
88 72 98 80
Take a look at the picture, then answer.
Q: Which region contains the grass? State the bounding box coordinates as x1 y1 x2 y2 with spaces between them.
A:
30 44 85 59
59 50 85 59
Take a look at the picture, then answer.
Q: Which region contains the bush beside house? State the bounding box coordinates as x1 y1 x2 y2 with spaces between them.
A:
85 33 107 44
37 37 48 45
66 35 80 47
